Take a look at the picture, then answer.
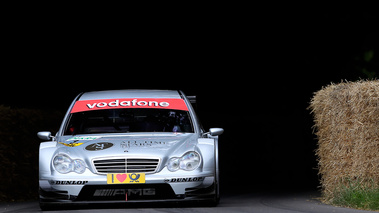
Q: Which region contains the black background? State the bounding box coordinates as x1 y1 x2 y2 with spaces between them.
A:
1 6 378 196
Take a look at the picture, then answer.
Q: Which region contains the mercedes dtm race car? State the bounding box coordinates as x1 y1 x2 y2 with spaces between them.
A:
38 90 223 209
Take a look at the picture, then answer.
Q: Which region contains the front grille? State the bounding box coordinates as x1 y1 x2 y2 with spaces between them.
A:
93 158 160 174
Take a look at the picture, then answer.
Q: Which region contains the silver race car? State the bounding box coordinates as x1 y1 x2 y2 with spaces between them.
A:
38 90 223 209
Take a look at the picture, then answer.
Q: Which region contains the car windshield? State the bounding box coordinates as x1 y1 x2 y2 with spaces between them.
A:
64 108 194 135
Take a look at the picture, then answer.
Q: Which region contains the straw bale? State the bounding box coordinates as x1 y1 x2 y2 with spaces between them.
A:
309 80 379 199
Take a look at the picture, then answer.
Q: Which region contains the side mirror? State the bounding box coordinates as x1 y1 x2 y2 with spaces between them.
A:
209 128 224 136
37 131 53 140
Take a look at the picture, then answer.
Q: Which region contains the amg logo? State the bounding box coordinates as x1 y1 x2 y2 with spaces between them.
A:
93 188 155 196
52 181 88 185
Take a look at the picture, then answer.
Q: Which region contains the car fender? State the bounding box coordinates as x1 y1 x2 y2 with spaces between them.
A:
197 138 216 173
39 142 56 178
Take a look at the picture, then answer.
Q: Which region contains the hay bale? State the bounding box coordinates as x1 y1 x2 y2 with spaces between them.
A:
309 80 379 200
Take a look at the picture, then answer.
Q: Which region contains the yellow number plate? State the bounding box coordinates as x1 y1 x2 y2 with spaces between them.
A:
107 173 145 184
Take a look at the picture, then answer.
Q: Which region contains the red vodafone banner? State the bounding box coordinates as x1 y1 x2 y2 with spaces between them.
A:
70 98 189 113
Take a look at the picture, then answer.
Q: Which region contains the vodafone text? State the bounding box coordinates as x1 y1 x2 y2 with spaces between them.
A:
70 98 189 113
86 99 169 109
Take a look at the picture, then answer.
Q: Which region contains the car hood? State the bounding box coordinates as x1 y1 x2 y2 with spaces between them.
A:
55 133 199 172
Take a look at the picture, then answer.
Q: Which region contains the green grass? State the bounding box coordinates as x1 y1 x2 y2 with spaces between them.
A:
330 179 379 211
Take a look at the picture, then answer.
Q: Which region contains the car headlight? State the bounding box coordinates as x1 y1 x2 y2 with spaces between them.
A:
180 151 201 171
73 159 86 174
167 157 180 172
53 154 86 174
167 151 201 172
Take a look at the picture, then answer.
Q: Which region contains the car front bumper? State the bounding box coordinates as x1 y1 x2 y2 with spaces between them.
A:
39 170 216 203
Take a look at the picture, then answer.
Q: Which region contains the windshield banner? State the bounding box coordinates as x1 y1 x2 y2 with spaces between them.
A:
70 98 189 113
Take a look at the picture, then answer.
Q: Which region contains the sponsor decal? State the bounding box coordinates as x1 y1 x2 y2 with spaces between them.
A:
85 142 113 151
51 180 88 185
58 142 84 147
67 136 101 141
129 173 142 183
164 177 205 183
107 173 146 184
94 188 155 197
70 98 188 113
121 140 167 152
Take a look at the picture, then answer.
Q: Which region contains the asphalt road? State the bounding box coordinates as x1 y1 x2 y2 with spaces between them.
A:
0 191 374 213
